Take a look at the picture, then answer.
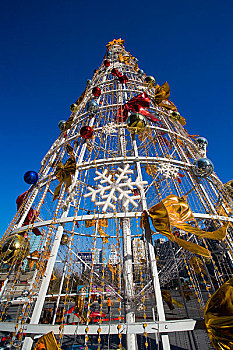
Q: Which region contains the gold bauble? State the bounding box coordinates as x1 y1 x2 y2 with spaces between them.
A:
61 233 70 246
144 76 156 88
0 234 30 264
126 113 147 134
170 111 181 121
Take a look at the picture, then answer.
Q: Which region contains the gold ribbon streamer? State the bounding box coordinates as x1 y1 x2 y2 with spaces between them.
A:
148 194 229 257
150 195 229 241
53 155 77 201
189 256 207 275
204 277 233 349
34 331 61 350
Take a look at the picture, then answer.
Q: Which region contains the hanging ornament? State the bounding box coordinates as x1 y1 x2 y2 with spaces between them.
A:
61 233 70 246
204 277 233 350
117 92 158 123
126 113 147 134
86 79 92 86
196 136 208 147
24 171 38 185
86 100 99 114
16 192 41 236
106 51 113 59
138 69 144 76
53 155 77 201
104 59 111 67
196 136 208 157
92 86 101 98
170 111 186 126
111 68 128 84
224 180 233 198
70 89 87 112
144 76 156 88
192 158 214 178
58 120 66 131
0 234 30 264
80 126 94 139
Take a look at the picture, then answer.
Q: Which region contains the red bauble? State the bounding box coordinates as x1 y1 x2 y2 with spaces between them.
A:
92 87 101 98
104 59 110 67
80 126 93 139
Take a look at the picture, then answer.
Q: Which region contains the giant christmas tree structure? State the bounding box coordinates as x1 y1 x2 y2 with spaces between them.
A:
0 38 233 350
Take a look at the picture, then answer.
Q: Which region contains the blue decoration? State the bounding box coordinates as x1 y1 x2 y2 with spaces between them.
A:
24 171 38 185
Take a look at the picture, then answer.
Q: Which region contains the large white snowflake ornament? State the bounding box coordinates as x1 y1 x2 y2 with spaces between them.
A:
101 122 118 135
157 163 179 179
84 164 147 212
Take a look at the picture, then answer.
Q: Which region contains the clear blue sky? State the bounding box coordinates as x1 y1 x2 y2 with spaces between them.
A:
1 0 233 235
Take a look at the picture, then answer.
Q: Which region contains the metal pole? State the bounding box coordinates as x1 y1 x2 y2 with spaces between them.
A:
119 125 138 350
132 135 170 350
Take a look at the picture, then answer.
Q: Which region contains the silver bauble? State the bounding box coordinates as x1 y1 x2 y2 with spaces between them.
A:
58 120 66 131
192 158 214 178
86 100 99 114
196 137 208 146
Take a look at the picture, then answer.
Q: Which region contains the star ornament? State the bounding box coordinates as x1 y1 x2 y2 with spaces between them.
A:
106 38 125 48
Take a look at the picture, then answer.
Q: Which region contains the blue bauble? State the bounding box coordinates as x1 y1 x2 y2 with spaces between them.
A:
24 171 38 185
192 158 214 178
86 100 99 114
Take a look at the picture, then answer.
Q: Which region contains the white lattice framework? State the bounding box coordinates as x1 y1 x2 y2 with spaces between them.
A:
0 40 232 350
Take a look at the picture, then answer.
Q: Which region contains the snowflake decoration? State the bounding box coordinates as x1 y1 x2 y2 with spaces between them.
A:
84 164 147 212
157 163 179 179
102 122 118 135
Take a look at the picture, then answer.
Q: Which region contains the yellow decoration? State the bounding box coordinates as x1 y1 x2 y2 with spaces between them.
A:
162 290 183 310
204 277 233 349
118 53 131 64
34 331 61 350
0 234 30 264
170 111 186 126
149 195 229 241
224 180 233 199
27 250 39 270
145 165 157 176
53 155 77 201
154 82 170 104
189 256 207 275
148 194 230 257
71 89 87 112
106 38 125 48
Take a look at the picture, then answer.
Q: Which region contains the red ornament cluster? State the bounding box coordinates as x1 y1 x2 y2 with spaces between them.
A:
111 68 128 84
92 87 101 98
104 59 110 67
80 126 94 139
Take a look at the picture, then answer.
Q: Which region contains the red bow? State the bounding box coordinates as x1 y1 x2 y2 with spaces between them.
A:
117 92 159 123
111 68 128 84
16 192 41 236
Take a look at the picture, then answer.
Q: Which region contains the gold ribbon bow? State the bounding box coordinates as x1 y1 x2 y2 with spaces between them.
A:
153 82 177 111
162 290 183 310
204 277 233 349
53 155 77 201
149 194 229 257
